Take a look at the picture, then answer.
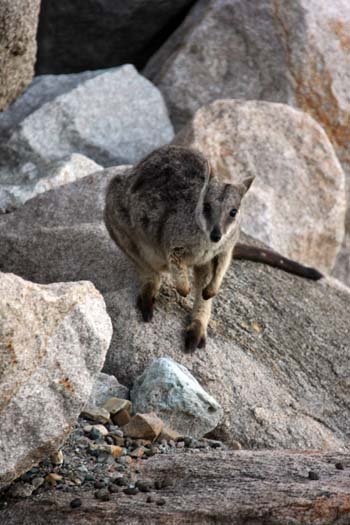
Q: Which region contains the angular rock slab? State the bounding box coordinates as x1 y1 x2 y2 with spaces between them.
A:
2 451 350 524
3 65 174 166
0 171 349 449
131 357 223 438
0 0 41 111
174 100 346 273
87 373 129 409
0 154 102 213
0 272 113 489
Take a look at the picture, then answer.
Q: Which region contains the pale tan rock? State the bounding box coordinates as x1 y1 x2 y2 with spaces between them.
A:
0 0 41 111
102 397 131 415
80 407 110 424
91 424 109 437
50 450 64 466
123 413 164 441
0 272 112 489
174 100 346 273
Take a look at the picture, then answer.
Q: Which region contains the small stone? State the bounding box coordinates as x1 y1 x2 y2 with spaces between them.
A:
157 498 166 506
84 474 95 482
111 436 125 447
31 477 45 491
204 438 224 449
112 409 131 427
9 483 34 498
81 406 110 424
308 471 320 480
136 480 153 493
109 427 124 438
159 426 183 442
123 486 139 495
146 495 154 503
72 478 82 486
50 450 64 465
108 484 119 494
122 413 164 440
94 488 110 501
144 446 157 457
230 440 242 451
102 397 131 415
94 479 107 489
70 498 82 509
113 476 128 487
45 473 63 486
335 462 344 470
183 436 192 447
83 425 93 434
117 455 132 465
130 447 145 458
176 441 185 449
92 424 109 436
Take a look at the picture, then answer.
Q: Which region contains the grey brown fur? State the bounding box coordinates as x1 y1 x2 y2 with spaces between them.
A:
104 145 322 352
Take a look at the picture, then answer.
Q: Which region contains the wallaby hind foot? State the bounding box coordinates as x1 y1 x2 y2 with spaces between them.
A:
185 320 206 353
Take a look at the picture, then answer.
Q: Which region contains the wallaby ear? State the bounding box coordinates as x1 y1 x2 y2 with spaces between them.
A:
206 159 214 180
240 174 255 194
214 157 232 183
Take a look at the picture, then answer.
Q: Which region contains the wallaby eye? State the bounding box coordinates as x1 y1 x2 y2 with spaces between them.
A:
229 208 238 218
203 202 211 214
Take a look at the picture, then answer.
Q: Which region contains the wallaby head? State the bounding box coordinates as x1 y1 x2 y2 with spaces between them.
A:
195 158 255 244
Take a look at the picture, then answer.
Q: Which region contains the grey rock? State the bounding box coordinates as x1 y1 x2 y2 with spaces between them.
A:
0 154 102 213
174 99 346 273
0 272 112 489
0 172 349 449
87 373 129 409
131 358 223 438
36 0 196 74
2 65 174 167
0 0 41 111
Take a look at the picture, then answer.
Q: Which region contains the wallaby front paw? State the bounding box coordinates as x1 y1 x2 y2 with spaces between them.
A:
202 285 217 300
137 294 155 322
184 320 206 353
176 284 191 298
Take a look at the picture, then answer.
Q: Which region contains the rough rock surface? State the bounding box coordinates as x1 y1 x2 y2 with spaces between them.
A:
174 99 346 273
131 357 223 438
0 0 41 111
87 373 129 409
0 154 102 213
0 272 113 489
2 451 350 524
0 171 349 449
36 0 196 74
2 65 174 167
145 0 350 283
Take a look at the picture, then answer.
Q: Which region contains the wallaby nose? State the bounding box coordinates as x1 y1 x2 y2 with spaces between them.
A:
210 227 222 243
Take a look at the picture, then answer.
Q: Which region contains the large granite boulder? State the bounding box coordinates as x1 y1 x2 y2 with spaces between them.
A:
0 171 349 450
0 272 113 489
174 99 346 274
36 0 196 74
0 0 41 111
1 65 174 168
145 0 350 284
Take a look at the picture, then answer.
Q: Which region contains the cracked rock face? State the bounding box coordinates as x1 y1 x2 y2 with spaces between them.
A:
0 272 113 489
0 172 349 449
145 0 350 283
174 99 346 274
0 0 41 111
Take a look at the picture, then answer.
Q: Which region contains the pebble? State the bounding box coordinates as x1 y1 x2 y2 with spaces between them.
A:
70 498 82 509
50 450 64 466
136 480 153 493
9 483 34 498
31 477 45 491
176 441 185 449
108 484 119 494
113 476 128 487
146 495 154 503
335 462 344 470
130 446 145 458
94 488 110 501
123 486 139 495
157 498 166 506
45 473 63 486
94 479 107 489
308 471 320 480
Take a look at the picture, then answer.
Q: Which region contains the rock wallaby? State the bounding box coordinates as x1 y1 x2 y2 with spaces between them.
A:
104 145 322 352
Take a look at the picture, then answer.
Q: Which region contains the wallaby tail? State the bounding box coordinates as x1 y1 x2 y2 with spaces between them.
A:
233 243 323 281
